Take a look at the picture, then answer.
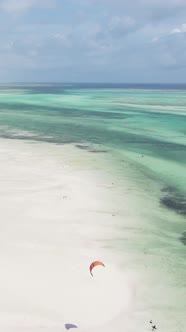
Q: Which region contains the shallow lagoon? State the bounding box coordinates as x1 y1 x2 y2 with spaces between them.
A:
0 84 185 331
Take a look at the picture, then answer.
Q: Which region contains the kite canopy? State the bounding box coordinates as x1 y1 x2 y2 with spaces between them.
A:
89 261 105 276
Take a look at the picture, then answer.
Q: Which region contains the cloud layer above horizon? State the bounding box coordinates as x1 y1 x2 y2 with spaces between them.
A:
0 0 186 82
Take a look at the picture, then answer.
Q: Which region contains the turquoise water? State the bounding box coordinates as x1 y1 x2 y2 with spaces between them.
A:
0 84 186 330
0 84 186 220
0 84 186 204
0 84 186 240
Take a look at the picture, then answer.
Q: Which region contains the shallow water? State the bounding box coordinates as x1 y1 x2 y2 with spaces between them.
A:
0 84 186 202
0 84 185 331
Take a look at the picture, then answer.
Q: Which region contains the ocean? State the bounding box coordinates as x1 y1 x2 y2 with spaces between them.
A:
0 83 185 332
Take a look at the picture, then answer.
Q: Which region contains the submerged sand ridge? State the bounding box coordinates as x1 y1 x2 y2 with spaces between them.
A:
0 138 185 332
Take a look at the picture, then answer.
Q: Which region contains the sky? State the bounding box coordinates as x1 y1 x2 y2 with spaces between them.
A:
0 0 186 83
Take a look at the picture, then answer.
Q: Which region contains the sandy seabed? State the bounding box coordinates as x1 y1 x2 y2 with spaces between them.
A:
0 139 136 332
0 138 185 332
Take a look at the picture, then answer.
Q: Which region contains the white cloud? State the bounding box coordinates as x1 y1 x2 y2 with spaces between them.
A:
0 0 56 14
170 23 186 34
1 0 186 81
171 28 182 34
152 37 159 42
150 23 186 71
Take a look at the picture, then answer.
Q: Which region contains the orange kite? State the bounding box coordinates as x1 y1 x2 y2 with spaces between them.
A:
89 261 105 276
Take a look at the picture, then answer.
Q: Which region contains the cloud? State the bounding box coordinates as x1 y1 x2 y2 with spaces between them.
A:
79 0 186 10
78 0 186 23
170 23 186 34
150 23 186 71
82 15 138 56
152 37 159 42
0 0 56 14
108 16 136 37
1 0 186 82
139 0 186 7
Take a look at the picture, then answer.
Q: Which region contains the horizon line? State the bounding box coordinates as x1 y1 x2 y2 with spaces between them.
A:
0 82 186 85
